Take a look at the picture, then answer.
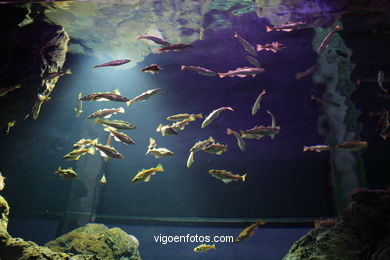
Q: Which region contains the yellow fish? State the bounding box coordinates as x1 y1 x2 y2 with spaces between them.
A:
54 167 78 180
132 163 164 183
100 174 107 185
235 219 265 243
193 244 216 253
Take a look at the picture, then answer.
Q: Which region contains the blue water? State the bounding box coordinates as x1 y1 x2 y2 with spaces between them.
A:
1 0 390 259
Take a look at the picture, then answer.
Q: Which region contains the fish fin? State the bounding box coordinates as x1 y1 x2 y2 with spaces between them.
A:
156 163 164 172
282 29 293 32
144 175 152 182
99 151 108 158
65 68 72 74
94 118 101 124
218 73 226 78
78 92 82 98
256 219 266 226
74 155 81 160
112 89 121 95
113 136 121 142
103 114 112 119
118 107 125 113
216 150 224 155
209 136 215 143
222 179 233 184
227 128 233 135
266 26 273 32
181 65 186 71
271 49 277 53
92 138 99 145
227 107 234 112
104 157 109 163
256 44 264 51
241 173 247 182
236 74 247 78
88 148 95 155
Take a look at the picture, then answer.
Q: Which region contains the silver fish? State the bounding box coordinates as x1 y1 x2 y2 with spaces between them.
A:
218 67 265 78
201 107 234 128
234 32 257 56
252 89 266 115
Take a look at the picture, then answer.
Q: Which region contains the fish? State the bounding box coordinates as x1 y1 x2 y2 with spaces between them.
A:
88 107 125 119
201 107 234 128
235 219 265 243
145 138 174 158
193 244 216 253
240 125 280 139
336 141 368 151
295 65 319 80
104 127 135 145
310 94 341 107
227 128 245 151
54 166 77 180
209 169 247 184
245 56 260 68
303 145 331 152
100 174 107 185
167 113 203 122
218 67 265 78
0 172 5 191
378 70 388 93
81 89 129 102
190 136 215 152
5 120 16 135
92 59 131 69
94 118 136 130
136 35 171 46
234 32 257 56
156 124 179 136
266 110 277 139
266 21 308 32
0 84 21 97
157 43 193 53
132 163 164 183
186 151 195 168
63 147 95 161
126 88 163 107
32 93 51 120
73 138 98 149
141 64 161 74
170 117 195 131
181 65 217 77
317 25 342 54
93 143 124 159
377 109 390 140
202 143 228 155
256 42 284 53
75 92 83 117
43 68 72 80
252 89 266 115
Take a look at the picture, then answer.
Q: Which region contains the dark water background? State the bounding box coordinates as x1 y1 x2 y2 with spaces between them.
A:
1 1 390 258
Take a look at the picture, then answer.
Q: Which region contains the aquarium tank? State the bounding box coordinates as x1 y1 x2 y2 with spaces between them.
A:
0 0 389 259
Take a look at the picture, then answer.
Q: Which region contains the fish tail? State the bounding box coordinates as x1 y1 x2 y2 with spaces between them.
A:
92 138 99 146
211 244 216 249
156 123 163 132
228 107 234 111
118 107 125 113
241 173 247 182
126 100 134 107
227 128 233 135
256 44 264 51
196 113 203 119
156 163 164 172
266 26 273 32
181 65 186 71
78 92 82 99
303 146 309 152
15 84 22 89
256 218 265 226
65 68 72 74
209 136 215 143
136 36 142 40
294 72 302 79
92 65 98 69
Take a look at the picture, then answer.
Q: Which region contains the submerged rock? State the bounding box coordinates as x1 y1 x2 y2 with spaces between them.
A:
45 223 141 260
283 189 390 260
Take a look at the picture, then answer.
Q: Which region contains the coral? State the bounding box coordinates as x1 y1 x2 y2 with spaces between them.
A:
283 189 390 260
0 196 9 232
45 223 141 260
